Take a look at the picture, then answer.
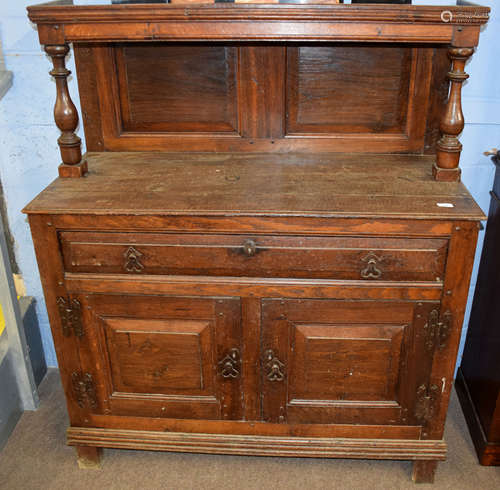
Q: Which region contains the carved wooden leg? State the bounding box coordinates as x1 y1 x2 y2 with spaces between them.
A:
412 460 438 484
76 445 102 469
434 47 474 182
45 44 87 178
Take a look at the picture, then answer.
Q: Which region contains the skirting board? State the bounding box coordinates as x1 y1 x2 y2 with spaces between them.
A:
67 427 447 460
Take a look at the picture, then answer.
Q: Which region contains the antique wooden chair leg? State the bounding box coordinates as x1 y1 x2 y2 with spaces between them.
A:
76 446 102 469
412 460 438 484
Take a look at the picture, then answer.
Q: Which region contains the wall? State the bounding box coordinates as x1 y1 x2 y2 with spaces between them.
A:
0 1 498 368
0 1 83 366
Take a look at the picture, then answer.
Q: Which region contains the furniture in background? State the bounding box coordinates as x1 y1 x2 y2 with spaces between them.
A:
456 148 500 466
24 0 489 483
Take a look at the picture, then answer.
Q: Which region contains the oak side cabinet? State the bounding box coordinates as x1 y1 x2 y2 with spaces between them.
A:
24 0 489 483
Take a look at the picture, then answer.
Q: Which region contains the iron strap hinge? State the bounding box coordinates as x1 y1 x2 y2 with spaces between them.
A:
415 383 440 424
71 372 97 409
424 309 452 351
57 296 84 338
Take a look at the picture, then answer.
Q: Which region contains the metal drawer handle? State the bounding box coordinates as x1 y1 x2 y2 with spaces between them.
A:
242 239 257 257
124 246 144 273
360 252 383 279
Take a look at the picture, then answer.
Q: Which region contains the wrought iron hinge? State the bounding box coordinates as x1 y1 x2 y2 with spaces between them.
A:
57 296 84 337
72 372 97 409
415 383 440 423
437 310 452 350
424 309 452 351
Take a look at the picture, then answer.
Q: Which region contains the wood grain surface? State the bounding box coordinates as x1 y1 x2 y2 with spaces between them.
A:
23 152 484 219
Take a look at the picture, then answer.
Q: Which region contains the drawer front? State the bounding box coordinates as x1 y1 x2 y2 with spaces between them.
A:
60 232 447 281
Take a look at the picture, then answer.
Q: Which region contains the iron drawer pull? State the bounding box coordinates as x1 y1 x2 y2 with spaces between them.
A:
242 239 257 257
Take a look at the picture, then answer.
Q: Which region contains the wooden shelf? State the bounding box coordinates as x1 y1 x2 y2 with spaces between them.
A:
24 152 484 220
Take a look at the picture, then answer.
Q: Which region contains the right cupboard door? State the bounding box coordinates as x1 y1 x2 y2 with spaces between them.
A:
261 299 440 426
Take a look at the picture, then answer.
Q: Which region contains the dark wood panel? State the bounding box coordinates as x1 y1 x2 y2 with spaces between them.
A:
424 47 450 154
238 46 285 139
286 45 412 135
74 44 105 151
291 324 404 401
115 43 238 133
104 318 213 394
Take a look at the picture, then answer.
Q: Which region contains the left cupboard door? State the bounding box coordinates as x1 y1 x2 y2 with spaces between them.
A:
71 294 242 421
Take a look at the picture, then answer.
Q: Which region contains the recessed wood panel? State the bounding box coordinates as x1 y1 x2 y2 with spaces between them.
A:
286 45 412 134
103 318 212 395
291 324 404 401
115 44 238 133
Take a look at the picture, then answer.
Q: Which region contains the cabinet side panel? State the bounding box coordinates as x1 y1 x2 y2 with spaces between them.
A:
74 44 105 152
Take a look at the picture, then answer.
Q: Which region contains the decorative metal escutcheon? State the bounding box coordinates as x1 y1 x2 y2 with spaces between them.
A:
263 349 285 382
242 239 257 257
218 348 241 379
360 251 383 279
124 246 145 273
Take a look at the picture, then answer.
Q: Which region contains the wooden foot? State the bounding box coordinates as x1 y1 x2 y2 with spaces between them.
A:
412 460 438 484
59 160 88 178
432 163 461 182
76 445 102 469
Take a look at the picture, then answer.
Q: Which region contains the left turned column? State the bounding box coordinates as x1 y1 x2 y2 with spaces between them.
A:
45 44 87 178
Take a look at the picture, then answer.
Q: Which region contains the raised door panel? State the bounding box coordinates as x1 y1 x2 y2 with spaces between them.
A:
261 299 439 426
116 44 238 133
286 45 433 150
291 324 404 402
75 294 243 420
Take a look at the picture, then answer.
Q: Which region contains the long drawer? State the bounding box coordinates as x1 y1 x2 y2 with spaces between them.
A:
59 232 447 281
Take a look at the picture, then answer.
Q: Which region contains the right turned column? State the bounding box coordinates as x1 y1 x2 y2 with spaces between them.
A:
434 47 474 182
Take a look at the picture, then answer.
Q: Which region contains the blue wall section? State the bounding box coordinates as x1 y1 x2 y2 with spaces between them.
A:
0 1 85 366
0 1 498 368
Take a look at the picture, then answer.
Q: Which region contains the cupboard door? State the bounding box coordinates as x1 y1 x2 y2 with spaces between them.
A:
261 299 439 426
76 294 242 420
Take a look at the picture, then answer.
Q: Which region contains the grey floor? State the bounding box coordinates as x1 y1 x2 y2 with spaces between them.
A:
0 369 499 490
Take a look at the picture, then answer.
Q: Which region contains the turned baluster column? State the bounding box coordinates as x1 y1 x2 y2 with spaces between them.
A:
45 44 87 178
434 47 474 182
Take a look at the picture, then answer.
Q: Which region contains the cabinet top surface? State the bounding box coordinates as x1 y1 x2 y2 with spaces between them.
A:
23 152 485 220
